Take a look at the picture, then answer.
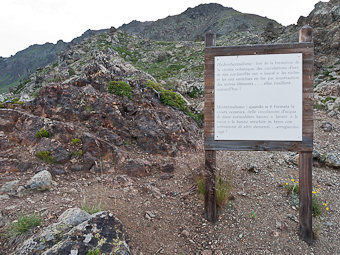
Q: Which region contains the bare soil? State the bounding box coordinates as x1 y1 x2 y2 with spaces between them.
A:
0 111 339 255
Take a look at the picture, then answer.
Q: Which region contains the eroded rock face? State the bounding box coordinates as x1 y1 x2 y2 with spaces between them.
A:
298 0 340 67
12 208 130 255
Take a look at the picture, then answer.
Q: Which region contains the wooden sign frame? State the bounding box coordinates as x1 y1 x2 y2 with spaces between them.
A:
204 26 314 244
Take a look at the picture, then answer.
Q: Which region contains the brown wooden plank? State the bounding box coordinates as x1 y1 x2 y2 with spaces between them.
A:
299 151 313 244
298 25 314 245
204 31 217 223
204 150 217 222
205 136 313 151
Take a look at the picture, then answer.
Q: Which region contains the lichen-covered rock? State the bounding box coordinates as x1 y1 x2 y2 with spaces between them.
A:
26 170 52 191
0 180 20 195
325 153 340 168
12 209 129 255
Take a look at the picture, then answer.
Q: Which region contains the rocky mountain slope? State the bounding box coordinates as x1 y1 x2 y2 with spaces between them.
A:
0 28 108 94
0 1 339 254
119 3 281 41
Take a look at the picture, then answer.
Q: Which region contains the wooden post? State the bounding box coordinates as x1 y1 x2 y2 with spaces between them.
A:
204 31 217 222
298 25 314 244
205 150 217 222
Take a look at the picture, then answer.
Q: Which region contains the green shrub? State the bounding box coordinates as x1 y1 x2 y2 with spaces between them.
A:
285 179 324 217
312 196 322 217
0 103 3 108
72 137 82 144
108 81 132 99
35 128 50 138
36 150 55 163
321 97 335 104
87 249 101 255
68 68 76 76
322 70 330 76
160 90 187 111
146 80 204 127
9 214 41 236
146 80 162 91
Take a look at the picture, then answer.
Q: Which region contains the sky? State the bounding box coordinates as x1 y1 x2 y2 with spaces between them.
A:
0 0 323 58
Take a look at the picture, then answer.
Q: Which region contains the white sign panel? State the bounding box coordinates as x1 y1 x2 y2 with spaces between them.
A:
214 53 302 141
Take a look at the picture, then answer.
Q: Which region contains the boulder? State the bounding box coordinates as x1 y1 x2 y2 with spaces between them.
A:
12 209 130 255
26 170 52 191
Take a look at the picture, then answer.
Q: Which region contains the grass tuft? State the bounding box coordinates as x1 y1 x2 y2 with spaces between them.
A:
9 214 41 236
196 175 232 208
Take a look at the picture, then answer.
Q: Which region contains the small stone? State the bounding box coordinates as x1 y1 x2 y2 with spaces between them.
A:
0 194 10 201
160 163 174 173
273 231 280 237
246 164 258 173
288 214 298 223
324 221 333 227
321 121 333 132
83 233 93 244
202 250 212 255
145 211 156 220
146 185 162 199
239 233 243 238
237 191 247 196
275 220 282 230
181 229 190 238
70 250 78 255
16 186 28 197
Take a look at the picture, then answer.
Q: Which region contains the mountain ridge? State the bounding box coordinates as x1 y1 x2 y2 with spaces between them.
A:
119 3 281 41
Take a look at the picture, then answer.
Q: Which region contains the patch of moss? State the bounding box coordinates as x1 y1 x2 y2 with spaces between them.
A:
108 81 132 99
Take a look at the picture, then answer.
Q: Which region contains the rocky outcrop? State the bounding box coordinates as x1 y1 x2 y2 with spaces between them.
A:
0 29 201 177
275 0 340 68
12 208 130 255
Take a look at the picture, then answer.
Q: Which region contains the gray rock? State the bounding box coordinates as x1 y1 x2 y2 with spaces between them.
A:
12 209 130 255
312 150 326 163
0 180 20 194
57 207 91 227
321 121 333 132
0 194 10 201
16 186 28 197
26 170 52 190
325 153 340 168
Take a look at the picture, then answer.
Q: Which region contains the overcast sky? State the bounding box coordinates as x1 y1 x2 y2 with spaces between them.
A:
0 0 323 58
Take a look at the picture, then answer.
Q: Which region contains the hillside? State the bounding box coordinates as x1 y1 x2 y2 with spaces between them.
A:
119 3 282 41
0 28 108 94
